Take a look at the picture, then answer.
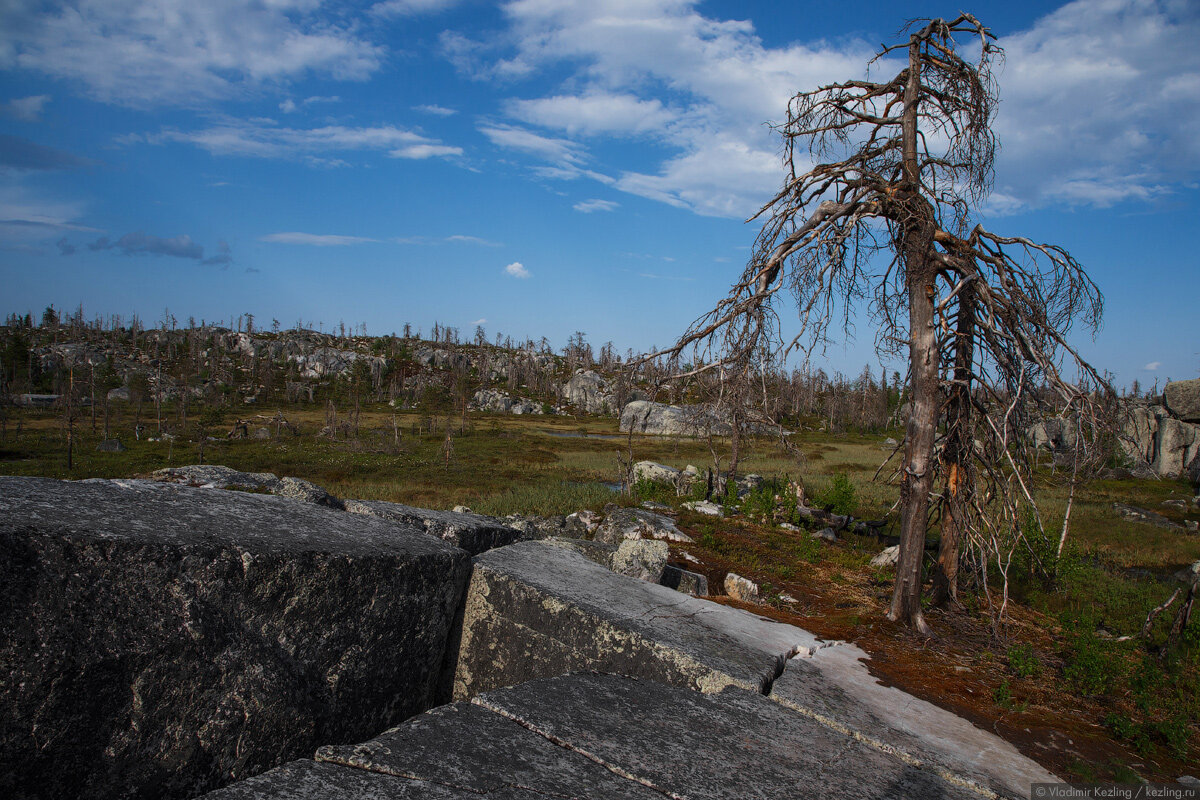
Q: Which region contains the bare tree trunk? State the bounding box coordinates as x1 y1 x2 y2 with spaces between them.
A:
888 34 936 635
932 281 976 606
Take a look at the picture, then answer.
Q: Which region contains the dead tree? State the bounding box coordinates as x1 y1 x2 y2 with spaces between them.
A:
656 16 1105 634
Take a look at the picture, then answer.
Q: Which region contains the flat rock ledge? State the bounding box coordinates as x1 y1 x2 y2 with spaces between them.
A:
201 673 983 800
0 476 471 800
342 499 521 555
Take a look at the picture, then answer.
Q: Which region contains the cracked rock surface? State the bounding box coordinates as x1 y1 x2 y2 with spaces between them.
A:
771 646 1058 798
450 540 824 700
0 476 471 800
206 673 981 799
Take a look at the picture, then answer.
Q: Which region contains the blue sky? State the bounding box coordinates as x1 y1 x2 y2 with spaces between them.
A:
1 0 1197 388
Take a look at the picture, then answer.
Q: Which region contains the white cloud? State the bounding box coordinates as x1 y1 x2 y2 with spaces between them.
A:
471 317 487 325
394 234 502 246
460 0 1200 218
989 0 1200 210
4 95 51 121
509 92 676 137
143 120 460 162
414 104 458 116
0 1 383 107
279 95 341 113
573 198 619 213
479 123 585 165
260 232 378 246
390 143 463 159
504 260 531 278
1144 361 1162 371
372 0 461 16
445 234 501 246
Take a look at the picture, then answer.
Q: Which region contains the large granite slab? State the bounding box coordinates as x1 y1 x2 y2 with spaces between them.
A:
0 476 471 800
771 646 1058 798
343 499 521 555
315 701 660 798
449 540 823 700
474 672 981 800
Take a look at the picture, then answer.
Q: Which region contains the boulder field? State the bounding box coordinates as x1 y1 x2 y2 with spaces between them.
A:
1 471 1060 799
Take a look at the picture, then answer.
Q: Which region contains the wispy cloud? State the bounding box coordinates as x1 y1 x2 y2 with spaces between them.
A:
1144 361 1162 371
139 120 461 163
0 0 382 107
4 95 50 121
471 317 487 325
394 234 502 246
504 261 531 278
279 96 341 114
573 198 618 213
414 104 458 116
260 232 378 246
88 231 205 259
479 123 585 166
372 0 462 17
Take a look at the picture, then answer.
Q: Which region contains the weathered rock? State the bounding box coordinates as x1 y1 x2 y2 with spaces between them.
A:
562 369 617 415
474 673 984 800
0 476 471 800
619 400 718 436
612 538 669 583
723 572 760 602
659 564 709 596
151 465 344 509
315 700 661 799
1114 502 1184 530
198 759 504 799
870 545 900 568
95 438 126 452
633 459 680 485
771 645 1060 798
1175 560 1200 587
252 426 271 440
812 526 838 543
1165 378 1200 423
594 505 691 544
343 499 520 556
682 499 722 516
567 509 601 532
502 513 589 541
1158 416 1200 477
1117 404 1200 478
450 541 823 699
540 536 617 569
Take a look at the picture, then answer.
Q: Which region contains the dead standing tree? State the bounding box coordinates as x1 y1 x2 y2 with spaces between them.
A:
658 16 1104 634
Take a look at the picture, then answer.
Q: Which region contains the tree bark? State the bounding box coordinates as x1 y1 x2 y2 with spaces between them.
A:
888 34 937 635
932 281 976 606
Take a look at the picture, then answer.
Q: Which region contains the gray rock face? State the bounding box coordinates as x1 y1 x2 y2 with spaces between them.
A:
470 388 543 415
619 400 717 436
593 505 691 544
724 572 760 602
151 465 344 509
450 540 824 700
1165 378 1200 423
870 544 900 568
1116 405 1200 478
501 513 589 540
771 645 1060 798
0 476 471 800
343 499 520 556
611 538 669 582
562 369 617 415
541 536 618 569
660 564 709 596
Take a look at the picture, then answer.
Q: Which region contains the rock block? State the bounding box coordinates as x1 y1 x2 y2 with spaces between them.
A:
0 476 471 800
449 540 821 700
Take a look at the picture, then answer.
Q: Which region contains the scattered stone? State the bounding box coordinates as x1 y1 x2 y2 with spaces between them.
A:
659 564 709 596
811 527 838 544
870 545 900 568
780 593 798 604
1113 502 1185 530
252 426 271 440
641 500 672 512
779 522 800 531
452 505 472 513
884 437 899 447
633 460 681 485
594 505 692 544
95 438 125 452
1175 560 1200 587
612 539 669 583
724 572 760 603
0 476 470 800
568 509 602 531
682 500 722 516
